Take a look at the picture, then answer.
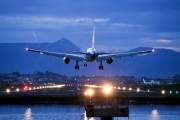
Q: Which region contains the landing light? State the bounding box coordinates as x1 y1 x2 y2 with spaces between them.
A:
152 49 155 52
26 48 29 51
84 89 94 96
88 89 94 96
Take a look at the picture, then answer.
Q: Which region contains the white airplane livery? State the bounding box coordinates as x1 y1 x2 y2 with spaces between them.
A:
26 28 154 70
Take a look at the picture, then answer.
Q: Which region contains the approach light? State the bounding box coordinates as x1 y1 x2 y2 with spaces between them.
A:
161 90 166 95
129 88 132 91
6 89 10 93
24 86 29 90
84 89 94 96
16 88 19 92
88 89 93 96
84 91 88 96
29 87 32 90
137 88 140 92
104 85 112 94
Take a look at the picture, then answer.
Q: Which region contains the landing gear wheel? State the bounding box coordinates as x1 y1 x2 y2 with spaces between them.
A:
99 65 104 70
99 61 104 70
75 65 80 70
75 61 79 70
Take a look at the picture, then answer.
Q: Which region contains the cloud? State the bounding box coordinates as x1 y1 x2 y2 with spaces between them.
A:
0 15 109 29
112 23 143 27
94 18 109 23
142 38 172 44
155 47 180 52
158 32 180 38
155 39 171 43
75 18 109 23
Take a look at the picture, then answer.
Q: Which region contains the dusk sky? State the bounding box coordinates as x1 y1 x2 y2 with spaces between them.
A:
0 0 180 52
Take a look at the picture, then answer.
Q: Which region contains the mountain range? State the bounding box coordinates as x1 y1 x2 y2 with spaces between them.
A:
0 38 180 78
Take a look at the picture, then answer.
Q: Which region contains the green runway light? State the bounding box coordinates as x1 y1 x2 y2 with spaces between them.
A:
176 91 178 94
169 91 172 94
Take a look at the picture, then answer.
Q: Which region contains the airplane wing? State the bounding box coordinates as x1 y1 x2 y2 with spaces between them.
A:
97 49 154 61
26 48 84 61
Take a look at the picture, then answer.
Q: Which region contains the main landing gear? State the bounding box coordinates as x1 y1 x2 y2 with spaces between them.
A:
99 61 104 70
75 61 80 70
75 61 104 70
84 62 87 67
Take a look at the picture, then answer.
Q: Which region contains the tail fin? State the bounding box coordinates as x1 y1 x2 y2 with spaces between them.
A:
92 26 95 48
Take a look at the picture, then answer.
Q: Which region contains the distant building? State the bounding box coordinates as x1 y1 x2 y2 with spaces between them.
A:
5 79 13 82
7 74 17 78
38 78 52 82
18 76 29 81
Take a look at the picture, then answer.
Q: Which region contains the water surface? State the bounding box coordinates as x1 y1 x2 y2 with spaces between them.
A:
0 104 179 120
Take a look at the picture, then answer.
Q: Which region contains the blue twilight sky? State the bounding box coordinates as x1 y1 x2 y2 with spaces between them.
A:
0 0 180 52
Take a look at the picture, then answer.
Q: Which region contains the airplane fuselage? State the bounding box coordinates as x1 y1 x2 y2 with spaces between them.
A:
83 48 98 62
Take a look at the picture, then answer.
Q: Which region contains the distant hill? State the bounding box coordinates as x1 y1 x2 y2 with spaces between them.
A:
0 38 180 78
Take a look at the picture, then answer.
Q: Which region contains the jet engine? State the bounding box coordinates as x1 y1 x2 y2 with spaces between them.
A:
63 57 70 64
105 58 113 64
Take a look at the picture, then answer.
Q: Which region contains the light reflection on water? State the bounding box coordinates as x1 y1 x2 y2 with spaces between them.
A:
149 109 159 120
24 108 33 120
0 105 179 120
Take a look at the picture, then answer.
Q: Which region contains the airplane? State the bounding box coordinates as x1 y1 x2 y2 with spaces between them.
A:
143 78 156 85
26 27 154 70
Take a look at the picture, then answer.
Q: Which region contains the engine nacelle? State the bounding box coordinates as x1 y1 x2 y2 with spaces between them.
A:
105 58 113 64
63 57 70 64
